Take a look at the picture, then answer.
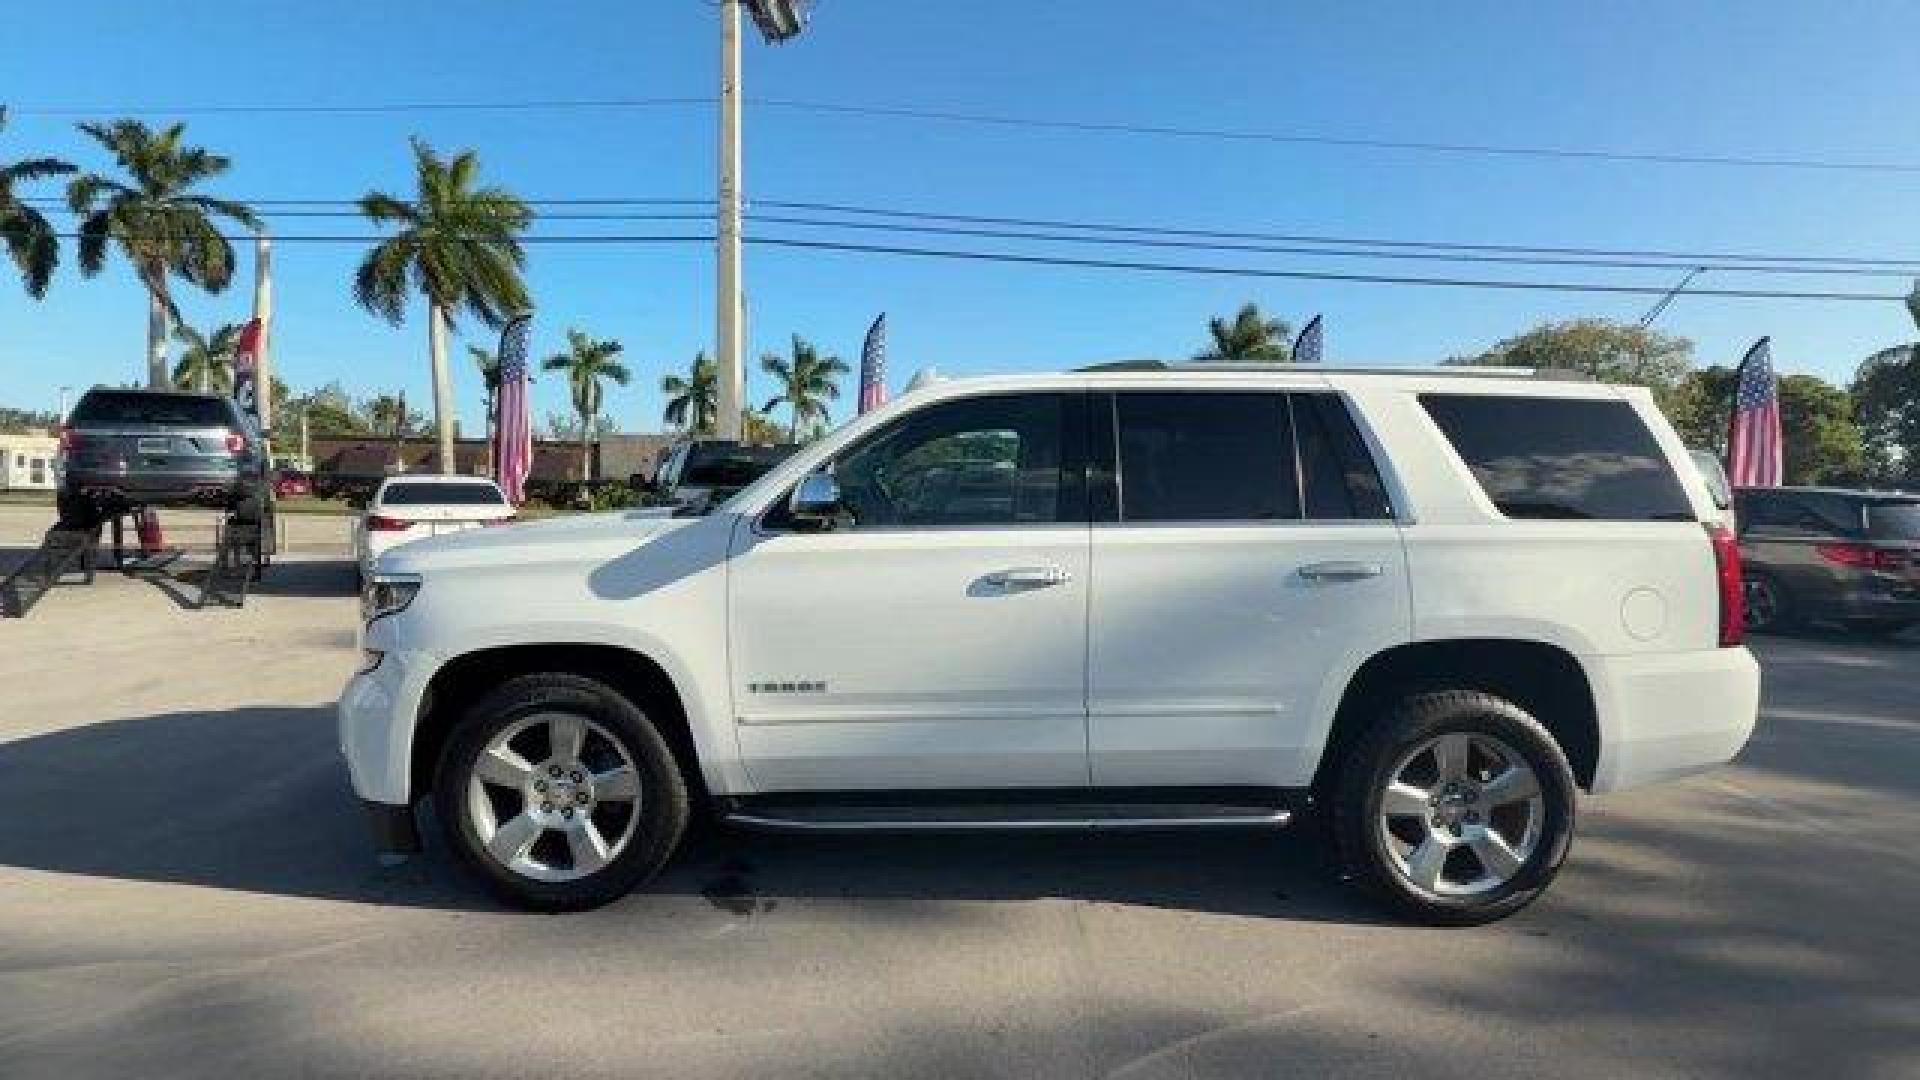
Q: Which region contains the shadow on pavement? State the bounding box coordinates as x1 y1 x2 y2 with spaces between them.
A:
0 701 1384 924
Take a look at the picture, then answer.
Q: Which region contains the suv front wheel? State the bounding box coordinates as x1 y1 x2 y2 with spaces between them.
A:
1334 691 1577 925
435 674 690 911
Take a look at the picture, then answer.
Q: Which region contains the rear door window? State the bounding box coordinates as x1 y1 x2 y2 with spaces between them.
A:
1114 392 1298 522
71 392 233 428
1293 393 1392 520
1420 394 1693 522
380 482 507 506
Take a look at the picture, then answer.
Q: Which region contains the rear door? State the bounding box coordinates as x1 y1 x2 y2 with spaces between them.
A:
1086 390 1409 788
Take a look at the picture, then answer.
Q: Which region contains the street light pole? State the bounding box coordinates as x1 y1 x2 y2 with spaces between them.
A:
713 0 807 443
715 0 746 441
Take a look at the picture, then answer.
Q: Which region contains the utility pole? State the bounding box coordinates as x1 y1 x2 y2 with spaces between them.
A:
252 232 275 433
713 1 808 442
715 0 745 440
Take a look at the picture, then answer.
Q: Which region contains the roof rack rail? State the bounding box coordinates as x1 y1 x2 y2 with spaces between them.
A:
1073 360 1602 381
1075 360 1170 372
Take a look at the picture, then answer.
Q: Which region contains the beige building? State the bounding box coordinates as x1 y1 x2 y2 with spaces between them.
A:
0 432 59 491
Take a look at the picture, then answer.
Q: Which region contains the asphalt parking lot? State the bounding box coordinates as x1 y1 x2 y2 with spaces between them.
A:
2 508 1916 1079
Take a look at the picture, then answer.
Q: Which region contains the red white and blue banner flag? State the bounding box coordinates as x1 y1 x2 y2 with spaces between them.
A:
231 318 264 424
1293 314 1323 364
1727 336 1783 488
493 314 534 504
857 312 888 414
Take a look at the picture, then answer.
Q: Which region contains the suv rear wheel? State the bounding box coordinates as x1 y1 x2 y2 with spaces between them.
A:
1742 572 1797 634
435 673 690 911
1334 691 1577 925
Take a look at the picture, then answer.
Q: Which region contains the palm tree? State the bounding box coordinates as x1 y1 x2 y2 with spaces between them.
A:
542 329 630 485
760 335 849 442
739 408 783 446
661 351 719 435
354 138 532 473
66 120 260 388
470 344 501 475
172 321 243 393
1 107 75 300
1195 302 1293 363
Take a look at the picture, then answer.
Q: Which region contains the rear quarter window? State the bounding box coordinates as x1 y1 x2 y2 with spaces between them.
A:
1866 500 1920 542
71 392 234 428
379 482 507 506
1420 394 1694 522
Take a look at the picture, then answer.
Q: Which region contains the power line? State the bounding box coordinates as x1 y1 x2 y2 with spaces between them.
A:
44 228 1906 301
28 195 1920 274
11 94 1920 175
745 237 1907 301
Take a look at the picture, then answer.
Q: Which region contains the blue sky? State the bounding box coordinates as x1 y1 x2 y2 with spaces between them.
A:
4 0 1920 434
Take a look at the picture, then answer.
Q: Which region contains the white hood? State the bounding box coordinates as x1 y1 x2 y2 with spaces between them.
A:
376 509 700 575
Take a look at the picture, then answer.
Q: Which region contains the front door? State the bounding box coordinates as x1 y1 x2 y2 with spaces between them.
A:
729 392 1092 791
1087 390 1410 788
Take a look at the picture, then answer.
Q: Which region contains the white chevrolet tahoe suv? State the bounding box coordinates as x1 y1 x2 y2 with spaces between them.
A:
340 364 1759 924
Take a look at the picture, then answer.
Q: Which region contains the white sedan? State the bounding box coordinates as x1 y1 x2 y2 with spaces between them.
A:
354 475 514 585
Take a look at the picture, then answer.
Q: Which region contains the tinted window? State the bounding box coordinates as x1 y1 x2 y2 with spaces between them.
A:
681 444 795 487
1116 393 1297 522
380 481 506 506
1866 499 1920 541
71 391 233 428
830 394 1078 529
1421 395 1692 522
1294 393 1392 519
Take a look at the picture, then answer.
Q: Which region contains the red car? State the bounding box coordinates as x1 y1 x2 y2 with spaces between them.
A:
273 469 313 500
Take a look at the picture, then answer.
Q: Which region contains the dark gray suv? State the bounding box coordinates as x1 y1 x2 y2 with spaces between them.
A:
1734 486 1920 636
58 387 269 527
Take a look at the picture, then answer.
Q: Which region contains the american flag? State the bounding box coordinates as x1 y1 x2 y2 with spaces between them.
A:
1726 336 1783 488
1293 314 1323 364
857 312 888 414
493 314 534 504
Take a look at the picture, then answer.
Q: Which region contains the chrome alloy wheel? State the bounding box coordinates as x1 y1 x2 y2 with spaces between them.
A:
465 712 643 883
1376 731 1544 897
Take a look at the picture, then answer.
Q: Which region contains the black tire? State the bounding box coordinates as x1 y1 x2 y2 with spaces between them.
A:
1334 690 1577 926
55 488 101 530
1743 571 1798 634
434 673 690 911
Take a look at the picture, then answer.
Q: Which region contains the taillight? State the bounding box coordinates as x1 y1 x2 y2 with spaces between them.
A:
224 432 248 454
1815 543 1899 571
366 514 413 532
482 516 517 527
57 426 80 453
1708 523 1744 647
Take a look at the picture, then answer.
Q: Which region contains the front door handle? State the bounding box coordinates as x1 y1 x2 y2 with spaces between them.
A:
1299 560 1385 582
985 565 1072 589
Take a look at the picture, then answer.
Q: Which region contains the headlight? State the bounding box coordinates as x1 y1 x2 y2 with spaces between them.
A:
363 572 422 622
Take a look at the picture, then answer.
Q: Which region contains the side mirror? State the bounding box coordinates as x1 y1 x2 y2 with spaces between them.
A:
789 471 842 528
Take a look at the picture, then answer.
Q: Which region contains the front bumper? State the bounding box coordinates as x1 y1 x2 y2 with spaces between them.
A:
1587 646 1760 793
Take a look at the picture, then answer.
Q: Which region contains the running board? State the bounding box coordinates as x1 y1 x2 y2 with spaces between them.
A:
718 792 1297 834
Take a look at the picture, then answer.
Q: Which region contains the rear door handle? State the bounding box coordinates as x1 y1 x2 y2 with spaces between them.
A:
985 565 1072 589
1299 560 1385 582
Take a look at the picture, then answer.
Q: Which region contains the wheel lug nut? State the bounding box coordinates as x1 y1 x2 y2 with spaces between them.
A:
549 765 562 778
571 771 584 783
561 807 574 819
575 791 589 804
540 801 553 813
534 780 547 792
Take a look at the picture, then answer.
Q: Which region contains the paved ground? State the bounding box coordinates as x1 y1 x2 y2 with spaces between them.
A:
2 507 1917 1078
